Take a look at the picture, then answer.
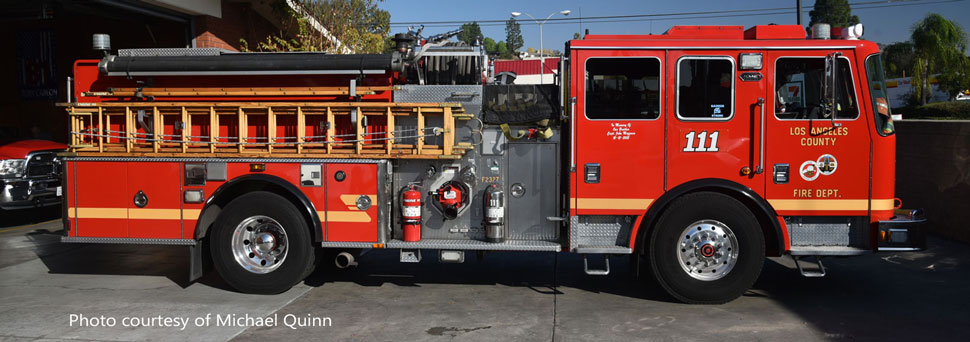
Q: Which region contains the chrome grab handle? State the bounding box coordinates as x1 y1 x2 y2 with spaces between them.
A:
755 97 765 174
570 96 577 172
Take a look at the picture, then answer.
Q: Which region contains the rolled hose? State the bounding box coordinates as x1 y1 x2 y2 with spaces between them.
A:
99 52 403 75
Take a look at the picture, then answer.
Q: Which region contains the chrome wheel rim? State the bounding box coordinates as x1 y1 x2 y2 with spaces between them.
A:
676 219 739 281
231 215 288 274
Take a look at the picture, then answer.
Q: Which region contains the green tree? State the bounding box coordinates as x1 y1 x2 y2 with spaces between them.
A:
241 0 390 53
496 41 510 59
505 17 523 57
483 37 497 53
303 0 390 53
911 13 969 103
458 22 483 45
882 42 914 78
808 0 859 28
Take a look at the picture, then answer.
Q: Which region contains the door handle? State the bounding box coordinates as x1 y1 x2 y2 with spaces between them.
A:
584 163 600 184
755 97 765 175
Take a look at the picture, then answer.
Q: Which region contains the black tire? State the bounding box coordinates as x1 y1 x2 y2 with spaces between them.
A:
647 192 765 304
210 191 316 294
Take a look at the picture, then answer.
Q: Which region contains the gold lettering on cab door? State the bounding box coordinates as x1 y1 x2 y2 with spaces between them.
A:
793 189 841 198
789 126 849 146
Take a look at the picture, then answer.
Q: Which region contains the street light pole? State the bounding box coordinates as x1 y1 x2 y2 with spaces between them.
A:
511 9 570 84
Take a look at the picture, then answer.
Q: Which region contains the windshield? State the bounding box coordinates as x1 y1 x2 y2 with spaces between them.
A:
865 54 895 136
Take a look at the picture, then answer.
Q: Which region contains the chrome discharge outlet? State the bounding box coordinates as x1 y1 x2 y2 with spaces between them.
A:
334 251 358 269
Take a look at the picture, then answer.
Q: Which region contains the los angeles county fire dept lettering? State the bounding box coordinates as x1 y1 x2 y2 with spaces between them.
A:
789 126 849 146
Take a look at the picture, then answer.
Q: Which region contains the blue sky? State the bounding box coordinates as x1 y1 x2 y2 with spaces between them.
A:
379 0 970 50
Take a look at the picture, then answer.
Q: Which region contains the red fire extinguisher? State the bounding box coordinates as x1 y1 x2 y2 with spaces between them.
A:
402 185 422 242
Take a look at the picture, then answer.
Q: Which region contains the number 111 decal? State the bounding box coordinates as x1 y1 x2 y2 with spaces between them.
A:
683 131 720 152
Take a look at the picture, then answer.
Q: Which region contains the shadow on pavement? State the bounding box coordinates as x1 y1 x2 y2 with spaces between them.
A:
7 207 968 341
0 206 61 228
302 248 677 303
749 236 970 340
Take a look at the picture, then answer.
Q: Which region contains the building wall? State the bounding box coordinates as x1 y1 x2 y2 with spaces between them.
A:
494 58 560 84
0 7 186 144
895 120 970 243
194 0 279 51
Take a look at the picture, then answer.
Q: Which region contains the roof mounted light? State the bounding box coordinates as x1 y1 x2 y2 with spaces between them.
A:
842 23 864 40
810 23 831 40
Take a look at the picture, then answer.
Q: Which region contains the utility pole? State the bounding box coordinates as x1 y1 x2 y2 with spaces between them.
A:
796 0 803 26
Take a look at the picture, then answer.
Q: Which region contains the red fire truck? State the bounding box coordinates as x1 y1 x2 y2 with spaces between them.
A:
59 24 924 304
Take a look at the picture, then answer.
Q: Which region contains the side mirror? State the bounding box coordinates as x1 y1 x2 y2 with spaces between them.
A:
823 52 842 123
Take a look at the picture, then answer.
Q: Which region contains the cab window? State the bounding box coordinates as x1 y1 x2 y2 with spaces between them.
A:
585 58 661 120
775 57 859 120
676 57 734 120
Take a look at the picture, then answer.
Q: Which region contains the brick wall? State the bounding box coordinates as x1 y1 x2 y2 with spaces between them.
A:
194 0 279 51
895 120 970 243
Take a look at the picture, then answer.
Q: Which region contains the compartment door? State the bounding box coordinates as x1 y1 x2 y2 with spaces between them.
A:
127 162 183 239
324 163 378 242
71 161 127 237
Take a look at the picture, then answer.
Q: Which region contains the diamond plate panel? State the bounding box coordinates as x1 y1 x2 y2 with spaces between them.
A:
394 85 483 115
386 239 560 251
787 218 852 246
570 215 633 251
118 48 228 57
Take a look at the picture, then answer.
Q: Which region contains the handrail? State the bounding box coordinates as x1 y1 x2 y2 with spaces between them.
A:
755 97 765 174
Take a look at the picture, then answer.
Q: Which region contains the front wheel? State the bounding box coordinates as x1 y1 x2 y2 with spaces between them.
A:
210 191 316 294
647 192 765 304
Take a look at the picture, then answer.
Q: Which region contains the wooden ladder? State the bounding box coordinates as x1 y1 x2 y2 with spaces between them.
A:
64 101 472 159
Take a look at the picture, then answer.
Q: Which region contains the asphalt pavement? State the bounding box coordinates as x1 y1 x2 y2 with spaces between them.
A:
1 207 968 341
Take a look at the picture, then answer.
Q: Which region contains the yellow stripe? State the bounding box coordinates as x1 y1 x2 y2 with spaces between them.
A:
572 198 653 210
183 209 202 220
128 208 181 219
73 207 127 219
339 194 377 207
68 207 198 220
871 199 896 211
769 199 870 211
323 211 372 223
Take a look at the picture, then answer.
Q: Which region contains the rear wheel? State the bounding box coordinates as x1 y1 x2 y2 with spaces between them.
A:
647 192 764 304
210 191 316 294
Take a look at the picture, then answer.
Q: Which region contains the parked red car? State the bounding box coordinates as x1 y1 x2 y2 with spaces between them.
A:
0 140 67 210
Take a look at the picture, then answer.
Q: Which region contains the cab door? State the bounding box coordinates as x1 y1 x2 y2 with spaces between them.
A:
665 50 766 194
572 49 665 218
764 51 871 218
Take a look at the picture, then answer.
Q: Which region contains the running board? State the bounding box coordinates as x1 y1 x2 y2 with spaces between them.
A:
385 239 561 252
792 255 826 277
575 246 632 254
789 246 869 256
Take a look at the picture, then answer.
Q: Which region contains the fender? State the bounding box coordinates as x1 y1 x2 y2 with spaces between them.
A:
193 173 323 243
631 178 784 256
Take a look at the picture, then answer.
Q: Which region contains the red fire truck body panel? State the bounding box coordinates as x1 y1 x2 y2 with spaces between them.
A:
324 163 379 242
65 160 381 243
568 28 897 256
59 24 925 302
70 162 129 238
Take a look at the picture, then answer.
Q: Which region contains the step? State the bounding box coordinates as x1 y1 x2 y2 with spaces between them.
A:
574 245 633 254
789 246 870 256
385 239 561 252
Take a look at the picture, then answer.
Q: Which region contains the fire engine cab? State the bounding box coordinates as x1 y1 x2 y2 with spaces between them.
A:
58 24 925 304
